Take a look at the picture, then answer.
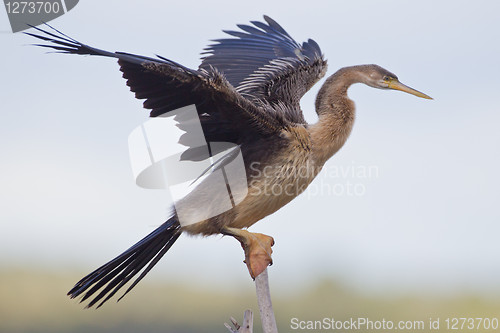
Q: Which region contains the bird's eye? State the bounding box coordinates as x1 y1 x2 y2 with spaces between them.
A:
383 76 391 81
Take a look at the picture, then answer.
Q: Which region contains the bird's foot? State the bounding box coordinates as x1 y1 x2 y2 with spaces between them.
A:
222 227 275 279
242 232 274 279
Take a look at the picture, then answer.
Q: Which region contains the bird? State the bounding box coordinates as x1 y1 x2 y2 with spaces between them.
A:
27 15 432 309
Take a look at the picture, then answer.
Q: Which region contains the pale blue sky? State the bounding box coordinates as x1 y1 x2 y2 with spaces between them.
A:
1 0 499 294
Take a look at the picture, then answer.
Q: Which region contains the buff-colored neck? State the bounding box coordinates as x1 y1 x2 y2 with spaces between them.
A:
308 66 365 166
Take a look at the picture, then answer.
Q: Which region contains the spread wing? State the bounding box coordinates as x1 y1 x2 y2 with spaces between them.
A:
26 24 287 149
200 15 328 124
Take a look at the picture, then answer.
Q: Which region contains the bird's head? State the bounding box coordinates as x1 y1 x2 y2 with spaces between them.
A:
358 64 432 99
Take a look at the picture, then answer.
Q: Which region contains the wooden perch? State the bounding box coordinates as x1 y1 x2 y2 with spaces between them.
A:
225 268 278 333
255 269 278 333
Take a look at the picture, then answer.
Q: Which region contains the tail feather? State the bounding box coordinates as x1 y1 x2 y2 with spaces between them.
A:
68 216 181 308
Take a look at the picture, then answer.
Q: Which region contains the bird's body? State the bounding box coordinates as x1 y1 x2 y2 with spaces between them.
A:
189 131 315 234
28 16 431 308
178 92 353 235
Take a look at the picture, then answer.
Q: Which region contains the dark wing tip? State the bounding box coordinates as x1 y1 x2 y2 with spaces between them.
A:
262 15 288 36
25 23 119 58
301 38 324 60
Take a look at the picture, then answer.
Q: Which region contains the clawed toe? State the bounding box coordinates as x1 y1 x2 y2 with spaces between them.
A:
242 233 274 279
222 227 275 279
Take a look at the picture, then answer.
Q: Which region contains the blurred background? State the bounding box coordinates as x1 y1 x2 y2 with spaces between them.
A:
1 0 500 332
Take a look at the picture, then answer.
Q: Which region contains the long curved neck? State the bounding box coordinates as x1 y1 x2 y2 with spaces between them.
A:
309 66 363 166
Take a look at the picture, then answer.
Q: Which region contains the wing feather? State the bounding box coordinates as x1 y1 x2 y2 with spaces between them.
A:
26 24 286 147
200 15 328 124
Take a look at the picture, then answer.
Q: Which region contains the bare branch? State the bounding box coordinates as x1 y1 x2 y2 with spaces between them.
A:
225 268 278 333
255 269 278 333
225 310 254 333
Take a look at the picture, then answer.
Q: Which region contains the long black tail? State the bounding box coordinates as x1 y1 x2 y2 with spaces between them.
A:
68 216 182 308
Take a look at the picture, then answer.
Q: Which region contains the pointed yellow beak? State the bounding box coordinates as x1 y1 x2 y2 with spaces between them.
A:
388 79 433 99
